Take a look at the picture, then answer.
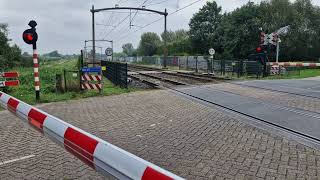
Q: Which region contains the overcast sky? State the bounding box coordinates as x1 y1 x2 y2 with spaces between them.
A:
0 0 319 55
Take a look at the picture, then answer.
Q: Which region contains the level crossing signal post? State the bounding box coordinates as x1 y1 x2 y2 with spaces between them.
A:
23 20 40 102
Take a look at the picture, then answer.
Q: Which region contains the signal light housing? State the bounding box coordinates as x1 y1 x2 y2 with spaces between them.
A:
22 29 38 45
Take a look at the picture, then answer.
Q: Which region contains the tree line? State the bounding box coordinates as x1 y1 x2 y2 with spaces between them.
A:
122 0 320 61
0 24 32 68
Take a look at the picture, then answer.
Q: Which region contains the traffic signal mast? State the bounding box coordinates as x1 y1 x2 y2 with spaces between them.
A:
22 20 40 101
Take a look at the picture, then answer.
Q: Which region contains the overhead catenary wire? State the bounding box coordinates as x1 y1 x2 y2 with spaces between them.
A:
100 0 150 40
115 0 204 42
97 0 119 40
102 14 131 40
168 0 203 15
130 0 150 26
97 13 119 38
98 0 131 40
145 0 170 7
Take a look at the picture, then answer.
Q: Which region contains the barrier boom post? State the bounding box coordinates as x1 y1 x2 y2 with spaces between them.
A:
0 91 184 180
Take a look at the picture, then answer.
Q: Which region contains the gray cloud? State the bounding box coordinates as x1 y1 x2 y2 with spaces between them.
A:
0 0 319 54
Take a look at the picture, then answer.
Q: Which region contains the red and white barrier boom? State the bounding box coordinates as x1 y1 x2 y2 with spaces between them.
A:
0 92 183 180
0 80 20 87
0 71 20 87
268 62 320 67
1 71 19 78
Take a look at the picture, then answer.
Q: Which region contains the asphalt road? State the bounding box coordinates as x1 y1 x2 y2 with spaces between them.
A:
179 86 320 140
234 79 320 98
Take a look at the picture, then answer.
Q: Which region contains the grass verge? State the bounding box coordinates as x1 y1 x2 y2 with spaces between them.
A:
3 59 138 105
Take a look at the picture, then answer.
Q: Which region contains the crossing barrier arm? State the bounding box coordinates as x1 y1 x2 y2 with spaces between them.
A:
0 91 184 180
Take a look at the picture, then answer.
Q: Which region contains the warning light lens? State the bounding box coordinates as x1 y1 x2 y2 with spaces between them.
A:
256 47 262 53
22 29 38 45
24 33 33 41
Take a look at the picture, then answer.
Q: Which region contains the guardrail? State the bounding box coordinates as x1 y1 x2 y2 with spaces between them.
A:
0 92 184 180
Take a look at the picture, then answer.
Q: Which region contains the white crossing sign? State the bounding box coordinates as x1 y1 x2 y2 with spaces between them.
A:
105 47 113 56
268 33 278 45
276 25 290 35
209 48 215 55
263 34 269 45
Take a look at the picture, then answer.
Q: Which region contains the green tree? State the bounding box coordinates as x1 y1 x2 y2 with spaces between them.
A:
221 2 263 59
22 52 31 57
189 0 320 61
286 0 320 60
122 43 136 56
0 24 10 67
161 30 176 43
138 32 161 56
258 0 320 60
43 50 62 57
0 24 24 68
189 1 223 54
161 30 189 43
161 29 192 55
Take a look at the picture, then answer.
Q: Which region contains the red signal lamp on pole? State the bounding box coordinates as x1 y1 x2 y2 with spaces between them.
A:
24 33 33 41
22 29 38 45
22 20 40 102
256 47 262 53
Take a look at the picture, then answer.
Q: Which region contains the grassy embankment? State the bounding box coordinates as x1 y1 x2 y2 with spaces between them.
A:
4 59 135 105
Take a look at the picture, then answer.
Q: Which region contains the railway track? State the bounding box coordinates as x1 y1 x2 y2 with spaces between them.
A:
128 72 187 88
128 64 163 72
128 64 222 85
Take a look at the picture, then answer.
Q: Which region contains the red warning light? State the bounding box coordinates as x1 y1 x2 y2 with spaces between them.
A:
256 47 262 53
24 33 33 41
27 34 33 41
22 29 37 45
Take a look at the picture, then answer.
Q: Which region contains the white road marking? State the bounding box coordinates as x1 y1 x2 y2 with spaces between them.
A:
0 155 35 166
